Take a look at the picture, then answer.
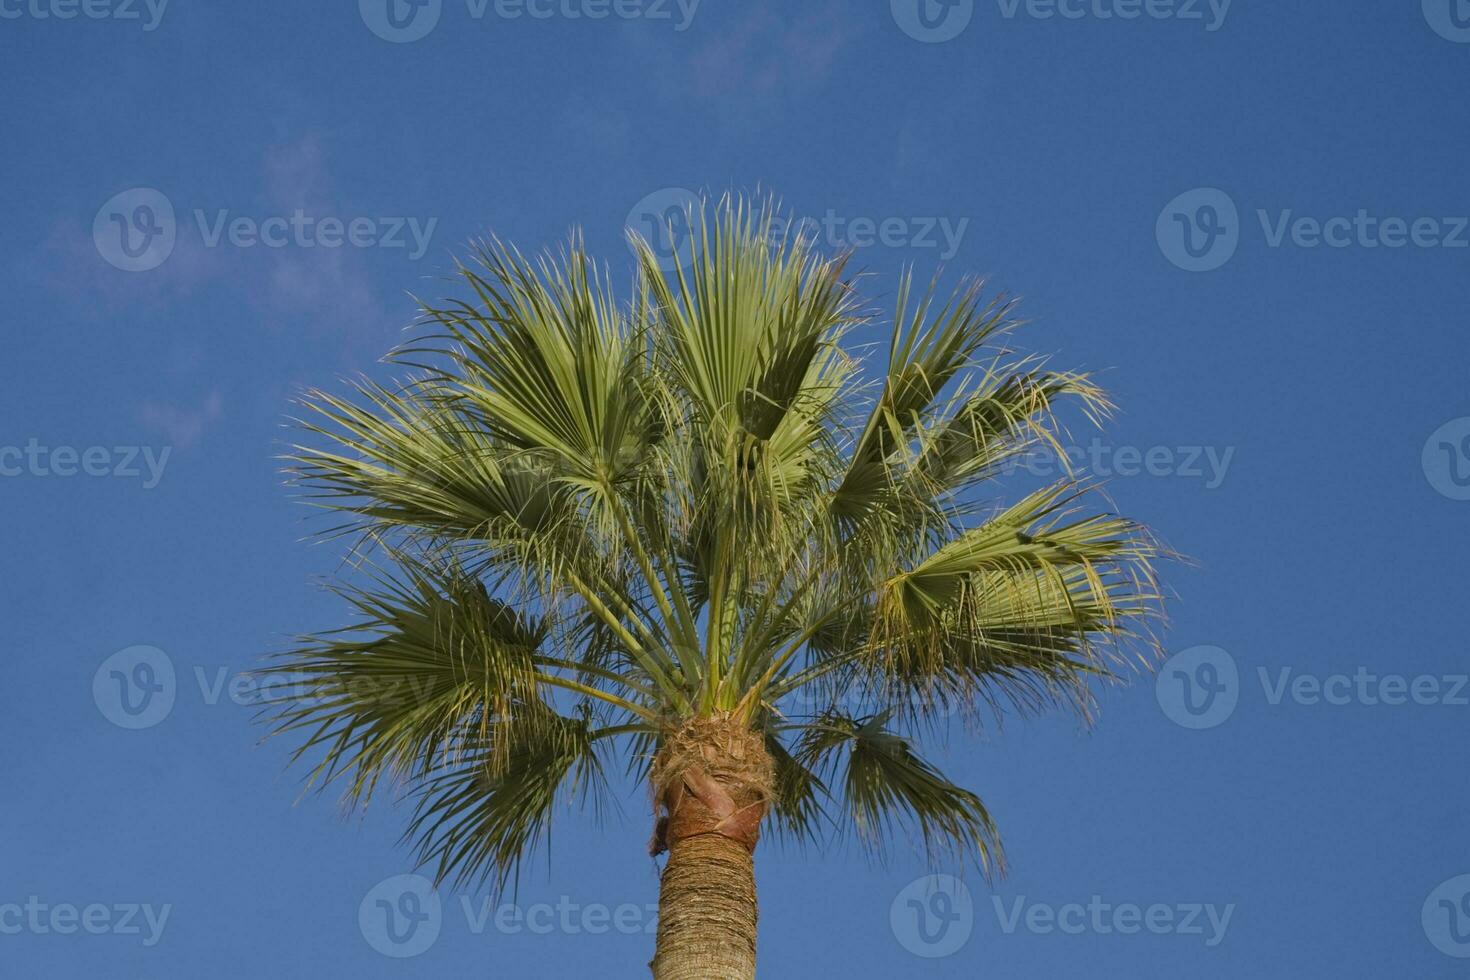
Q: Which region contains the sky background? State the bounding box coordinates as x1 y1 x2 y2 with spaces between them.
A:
4 1 1470 976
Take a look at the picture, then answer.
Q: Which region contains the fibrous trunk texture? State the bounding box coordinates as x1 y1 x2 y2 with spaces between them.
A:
651 831 759 979
648 715 773 980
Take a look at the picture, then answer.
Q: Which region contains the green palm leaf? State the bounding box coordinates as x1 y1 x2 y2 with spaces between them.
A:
262 195 1166 898
797 711 1003 874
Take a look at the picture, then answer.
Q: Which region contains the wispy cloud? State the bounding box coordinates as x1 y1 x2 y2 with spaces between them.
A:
41 213 222 314
262 134 333 207
686 4 860 100
561 98 633 158
45 130 399 335
139 390 224 449
253 133 391 331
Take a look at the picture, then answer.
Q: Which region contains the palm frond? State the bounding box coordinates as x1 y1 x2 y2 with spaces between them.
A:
413 238 652 493
795 711 1003 875
404 706 609 891
266 194 1169 890
287 379 580 548
760 725 830 846
831 272 1014 522
259 555 650 811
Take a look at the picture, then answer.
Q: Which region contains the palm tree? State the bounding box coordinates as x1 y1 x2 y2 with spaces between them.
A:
262 197 1163 979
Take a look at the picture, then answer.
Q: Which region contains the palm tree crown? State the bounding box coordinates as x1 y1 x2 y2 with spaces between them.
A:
263 197 1163 903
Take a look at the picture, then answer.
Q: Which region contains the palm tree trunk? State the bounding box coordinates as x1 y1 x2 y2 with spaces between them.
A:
650 832 758 979
648 715 773 980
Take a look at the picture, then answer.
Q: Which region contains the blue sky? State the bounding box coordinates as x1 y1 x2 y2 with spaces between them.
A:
3 1 1470 976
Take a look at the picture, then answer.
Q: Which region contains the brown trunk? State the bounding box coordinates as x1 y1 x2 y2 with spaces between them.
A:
648 715 773 980
650 831 759 979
